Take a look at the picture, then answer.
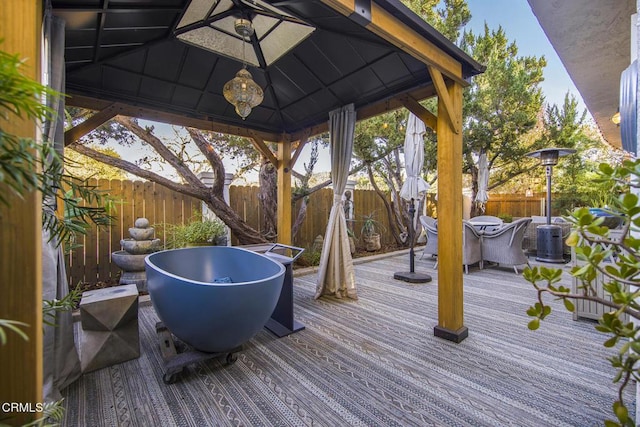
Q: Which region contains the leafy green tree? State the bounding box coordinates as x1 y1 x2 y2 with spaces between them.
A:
460 24 546 216
403 0 470 42
539 93 618 213
353 111 412 245
65 146 127 180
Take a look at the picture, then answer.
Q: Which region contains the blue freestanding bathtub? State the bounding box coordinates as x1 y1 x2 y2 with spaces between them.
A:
145 246 285 353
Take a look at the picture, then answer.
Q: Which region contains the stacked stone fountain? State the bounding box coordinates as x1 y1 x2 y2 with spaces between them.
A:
112 218 161 292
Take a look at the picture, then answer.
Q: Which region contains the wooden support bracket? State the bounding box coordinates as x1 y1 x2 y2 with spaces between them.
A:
64 104 118 146
402 97 437 131
289 131 311 170
428 65 461 134
249 132 279 167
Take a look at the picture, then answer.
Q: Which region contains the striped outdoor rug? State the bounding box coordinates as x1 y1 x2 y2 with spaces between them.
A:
62 254 635 426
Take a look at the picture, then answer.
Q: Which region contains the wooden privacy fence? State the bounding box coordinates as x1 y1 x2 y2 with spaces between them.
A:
66 179 560 285
67 179 396 285
67 179 201 286
484 193 546 218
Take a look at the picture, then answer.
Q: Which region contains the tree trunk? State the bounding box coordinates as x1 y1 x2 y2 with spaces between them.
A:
469 164 480 218
258 159 277 241
202 194 266 244
366 165 406 246
291 197 307 240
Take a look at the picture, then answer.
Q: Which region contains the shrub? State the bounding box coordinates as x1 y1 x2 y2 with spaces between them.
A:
295 248 322 267
523 160 640 426
497 213 512 223
160 218 227 248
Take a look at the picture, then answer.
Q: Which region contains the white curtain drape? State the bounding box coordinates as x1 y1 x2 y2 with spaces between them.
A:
315 104 357 299
42 12 81 401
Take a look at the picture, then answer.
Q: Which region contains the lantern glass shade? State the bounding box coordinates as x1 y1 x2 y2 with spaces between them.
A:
175 0 314 67
223 68 264 119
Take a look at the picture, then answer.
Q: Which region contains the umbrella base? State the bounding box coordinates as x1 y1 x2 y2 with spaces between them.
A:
393 271 432 283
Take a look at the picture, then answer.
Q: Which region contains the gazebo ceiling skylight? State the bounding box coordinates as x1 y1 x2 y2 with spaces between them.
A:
175 0 315 68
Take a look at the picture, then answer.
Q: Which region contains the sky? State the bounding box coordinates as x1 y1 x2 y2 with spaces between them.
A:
465 0 585 111
120 0 588 181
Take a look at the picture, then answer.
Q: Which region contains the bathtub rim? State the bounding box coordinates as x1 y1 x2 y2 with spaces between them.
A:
144 246 286 287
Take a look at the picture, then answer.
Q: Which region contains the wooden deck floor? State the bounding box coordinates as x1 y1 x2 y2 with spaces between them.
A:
62 252 635 426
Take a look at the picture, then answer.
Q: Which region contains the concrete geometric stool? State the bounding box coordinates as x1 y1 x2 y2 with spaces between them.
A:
79 284 140 373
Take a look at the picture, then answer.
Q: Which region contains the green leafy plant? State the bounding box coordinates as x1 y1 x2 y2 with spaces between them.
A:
43 285 82 328
0 319 29 346
161 217 227 248
295 248 322 267
523 159 640 426
0 48 56 205
1 43 111 426
360 212 384 238
0 44 115 246
497 213 512 223
347 227 356 239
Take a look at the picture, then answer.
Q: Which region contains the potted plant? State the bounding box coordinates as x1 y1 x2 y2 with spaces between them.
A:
361 212 382 252
163 217 227 248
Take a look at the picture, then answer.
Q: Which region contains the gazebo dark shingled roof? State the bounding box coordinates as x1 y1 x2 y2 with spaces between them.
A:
53 0 484 139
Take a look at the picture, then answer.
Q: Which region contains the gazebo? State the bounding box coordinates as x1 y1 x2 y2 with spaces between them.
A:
1 0 483 417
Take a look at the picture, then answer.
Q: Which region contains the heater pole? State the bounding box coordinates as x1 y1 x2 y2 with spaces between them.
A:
546 165 552 225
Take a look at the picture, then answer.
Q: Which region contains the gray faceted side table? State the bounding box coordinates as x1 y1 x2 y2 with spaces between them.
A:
79 284 140 373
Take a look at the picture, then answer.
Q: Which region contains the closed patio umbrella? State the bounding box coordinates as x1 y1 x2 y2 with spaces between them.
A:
475 152 489 212
394 112 431 283
399 113 429 202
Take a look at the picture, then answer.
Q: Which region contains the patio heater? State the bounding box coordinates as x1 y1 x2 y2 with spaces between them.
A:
525 148 576 263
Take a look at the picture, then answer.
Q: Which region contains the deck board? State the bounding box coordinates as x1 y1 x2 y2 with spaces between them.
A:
62 253 635 426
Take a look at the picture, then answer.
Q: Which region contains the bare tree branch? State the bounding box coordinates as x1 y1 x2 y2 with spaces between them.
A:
186 128 225 196
115 116 204 190
68 143 208 199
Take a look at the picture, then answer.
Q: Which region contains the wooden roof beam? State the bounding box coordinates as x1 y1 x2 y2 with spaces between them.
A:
66 94 283 143
289 130 311 170
319 0 466 85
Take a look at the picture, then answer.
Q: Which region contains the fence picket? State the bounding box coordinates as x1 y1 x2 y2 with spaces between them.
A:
65 179 555 285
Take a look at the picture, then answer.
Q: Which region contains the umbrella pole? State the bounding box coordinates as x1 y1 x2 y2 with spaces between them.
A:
409 200 415 273
394 198 432 283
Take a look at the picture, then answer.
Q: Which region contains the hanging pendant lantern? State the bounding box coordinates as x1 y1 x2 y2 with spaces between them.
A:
223 68 264 119
223 18 264 120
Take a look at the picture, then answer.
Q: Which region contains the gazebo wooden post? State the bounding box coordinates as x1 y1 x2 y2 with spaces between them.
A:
434 78 467 342
0 1 44 424
277 138 292 245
